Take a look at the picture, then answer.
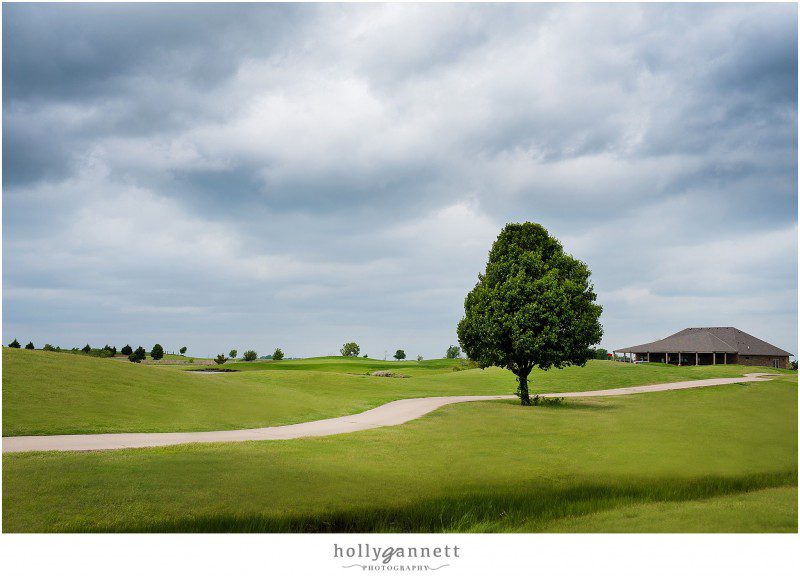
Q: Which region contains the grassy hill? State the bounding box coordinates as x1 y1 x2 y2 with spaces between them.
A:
4 376 796 532
3 347 791 436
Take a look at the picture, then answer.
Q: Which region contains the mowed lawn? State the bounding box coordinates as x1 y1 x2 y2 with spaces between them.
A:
3 347 789 436
3 377 796 532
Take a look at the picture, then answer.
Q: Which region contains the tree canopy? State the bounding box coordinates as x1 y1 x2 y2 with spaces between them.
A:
394 349 406 360
129 346 147 363
150 344 164 361
341 342 360 357
242 350 258 361
457 222 602 405
445 345 461 359
8 339 21 348
272 348 285 361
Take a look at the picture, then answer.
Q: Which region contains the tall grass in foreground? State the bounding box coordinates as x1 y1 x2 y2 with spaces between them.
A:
91 470 796 533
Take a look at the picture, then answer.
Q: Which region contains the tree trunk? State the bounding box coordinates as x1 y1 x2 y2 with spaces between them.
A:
517 372 532 406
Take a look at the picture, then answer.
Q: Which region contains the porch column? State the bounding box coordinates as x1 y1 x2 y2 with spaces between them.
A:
724 353 727 364
713 352 716 365
647 352 650 362
695 352 698 365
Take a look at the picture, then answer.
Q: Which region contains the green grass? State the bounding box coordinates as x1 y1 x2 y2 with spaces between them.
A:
3 347 791 436
3 377 796 532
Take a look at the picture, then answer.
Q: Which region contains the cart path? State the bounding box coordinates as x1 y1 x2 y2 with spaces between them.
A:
2 373 776 453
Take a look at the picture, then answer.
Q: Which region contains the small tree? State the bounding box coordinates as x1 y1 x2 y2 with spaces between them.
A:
129 346 147 363
272 348 284 361
229 349 238 359
121 344 133 356
445 345 461 359
362 353 368 358
151 344 164 361
214 354 228 365
43 344 57 352
82 344 92 354
457 223 602 406
25 341 35 350
394 349 406 360
341 342 360 357
594 347 609 360
179 346 187 355
8 339 21 348
243 350 258 361
417 355 423 362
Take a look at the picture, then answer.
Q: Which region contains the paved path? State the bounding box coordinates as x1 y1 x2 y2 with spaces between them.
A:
2 373 775 453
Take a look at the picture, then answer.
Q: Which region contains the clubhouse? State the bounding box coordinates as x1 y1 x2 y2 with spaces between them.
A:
613 327 792 369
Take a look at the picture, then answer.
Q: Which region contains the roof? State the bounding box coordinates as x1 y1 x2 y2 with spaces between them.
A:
615 327 792 356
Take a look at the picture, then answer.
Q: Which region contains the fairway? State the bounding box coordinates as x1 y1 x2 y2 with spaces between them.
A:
3 348 788 436
3 375 796 532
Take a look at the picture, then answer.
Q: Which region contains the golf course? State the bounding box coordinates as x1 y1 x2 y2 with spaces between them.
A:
2 347 797 532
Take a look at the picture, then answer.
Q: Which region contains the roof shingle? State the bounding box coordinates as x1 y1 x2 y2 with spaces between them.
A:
615 327 791 356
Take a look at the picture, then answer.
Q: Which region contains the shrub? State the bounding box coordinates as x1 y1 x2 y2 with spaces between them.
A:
82 344 92 354
121 344 133 356
445 345 461 359
150 344 164 361
341 342 360 357
43 344 57 352
394 349 406 360
179 346 187 355
8 339 21 348
272 348 284 361
230 349 238 359
129 347 147 363
25 342 35 350
531 395 566 407
243 350 258 362
214 354 228 365
791 360 798 371
417 355 423 361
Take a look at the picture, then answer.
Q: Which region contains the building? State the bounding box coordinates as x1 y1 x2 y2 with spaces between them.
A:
613 327 792 368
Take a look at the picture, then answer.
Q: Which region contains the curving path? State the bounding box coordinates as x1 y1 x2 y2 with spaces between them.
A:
2 373 775 454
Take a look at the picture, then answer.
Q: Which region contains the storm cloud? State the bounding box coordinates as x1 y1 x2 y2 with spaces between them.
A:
3 2 797 358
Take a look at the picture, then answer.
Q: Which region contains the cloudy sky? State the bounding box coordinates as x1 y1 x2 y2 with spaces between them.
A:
3 2 797 359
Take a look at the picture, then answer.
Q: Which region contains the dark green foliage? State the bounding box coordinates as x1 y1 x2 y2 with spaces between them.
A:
43 344 57 352
272 348 284 361
25 342 35 350
591 347 609 360
214 354 228 365
8 339 21 348
446 345 461 359
242 350 258 362
82 344 92 354
791 361 798 371
417 355 423 362
102 345 117 356
121 344 133 356
394 349 406 360
179 347 187 355
457 222 603 405
150 344 164 361
230 350 238 359
340 342 360 357
129 347 147 363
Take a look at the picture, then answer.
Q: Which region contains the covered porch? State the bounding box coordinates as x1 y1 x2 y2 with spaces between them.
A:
613 351 736 365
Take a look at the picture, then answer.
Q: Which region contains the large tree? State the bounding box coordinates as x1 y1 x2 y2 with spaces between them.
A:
340 342 360 357
457 223 602 406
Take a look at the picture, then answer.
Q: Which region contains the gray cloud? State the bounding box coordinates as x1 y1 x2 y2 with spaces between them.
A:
3 3 797 358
